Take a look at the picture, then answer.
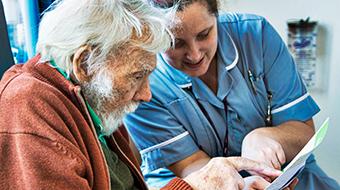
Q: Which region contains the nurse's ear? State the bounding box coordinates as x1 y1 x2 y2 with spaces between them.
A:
72 45 92 83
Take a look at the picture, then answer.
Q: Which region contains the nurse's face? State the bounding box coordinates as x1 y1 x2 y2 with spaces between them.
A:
162 1 218 77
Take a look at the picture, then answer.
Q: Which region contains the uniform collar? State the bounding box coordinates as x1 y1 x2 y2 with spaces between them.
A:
156 25 239 106
216 26 239 101
216 22 239 72
157 54 192 88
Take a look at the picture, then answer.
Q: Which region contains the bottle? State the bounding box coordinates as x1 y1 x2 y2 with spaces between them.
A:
3 0 28 64
287 18 318 89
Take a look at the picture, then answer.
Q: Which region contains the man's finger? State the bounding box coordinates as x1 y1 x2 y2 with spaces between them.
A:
227 157 282 177
244 176 271 190
238 179 245 190
223 173 244 190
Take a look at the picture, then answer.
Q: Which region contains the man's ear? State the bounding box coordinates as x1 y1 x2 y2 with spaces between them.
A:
72 45 92 83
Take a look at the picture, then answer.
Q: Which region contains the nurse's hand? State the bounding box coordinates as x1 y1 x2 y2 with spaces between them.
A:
241 128 286 170
183 157 282 190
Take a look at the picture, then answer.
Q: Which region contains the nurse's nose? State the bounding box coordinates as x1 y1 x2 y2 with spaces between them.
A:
133 79 152 102
185 43 201 63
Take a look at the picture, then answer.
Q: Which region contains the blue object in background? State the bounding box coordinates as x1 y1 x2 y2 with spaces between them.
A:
38 0 55 14
7 22 27 63
3 0 40 64
19 0 40 58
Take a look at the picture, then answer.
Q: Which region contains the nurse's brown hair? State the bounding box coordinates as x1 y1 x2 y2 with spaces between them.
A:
152 0 219 16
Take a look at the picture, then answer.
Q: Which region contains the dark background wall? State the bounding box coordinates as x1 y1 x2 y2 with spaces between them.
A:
38 0 55 15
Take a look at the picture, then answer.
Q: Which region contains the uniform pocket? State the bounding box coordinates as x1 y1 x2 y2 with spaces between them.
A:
250 74 268 116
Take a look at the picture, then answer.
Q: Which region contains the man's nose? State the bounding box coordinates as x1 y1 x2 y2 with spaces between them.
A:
133 79 152 102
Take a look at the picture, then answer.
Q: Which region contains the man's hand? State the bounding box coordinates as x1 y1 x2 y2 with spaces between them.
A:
243 176 270 190
242 129 286 170
243 176 299 190
183 157 282 190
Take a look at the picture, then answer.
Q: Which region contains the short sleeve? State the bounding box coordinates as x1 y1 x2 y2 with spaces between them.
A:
261 19 320 125
124 100 199 172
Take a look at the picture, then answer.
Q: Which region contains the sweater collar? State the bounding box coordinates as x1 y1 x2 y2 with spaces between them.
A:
48 58 107 145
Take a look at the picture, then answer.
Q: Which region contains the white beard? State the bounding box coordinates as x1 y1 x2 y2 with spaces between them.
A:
100 101 139 136
81 69 139 136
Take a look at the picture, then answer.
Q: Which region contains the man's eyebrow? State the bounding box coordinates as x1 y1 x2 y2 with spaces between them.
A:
129 63 155 77
141 63 156 72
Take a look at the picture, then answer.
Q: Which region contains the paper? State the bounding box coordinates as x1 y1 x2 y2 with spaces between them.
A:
265 118 330 190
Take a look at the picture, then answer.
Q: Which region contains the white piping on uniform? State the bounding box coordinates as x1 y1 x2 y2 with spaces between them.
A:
140 131 190 154
225 33 239 71
178 83 192 89
271 93 310 114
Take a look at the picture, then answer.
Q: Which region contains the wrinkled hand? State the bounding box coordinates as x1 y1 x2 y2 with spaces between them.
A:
183 157 282 190
243 176 270 190
242 129 286 170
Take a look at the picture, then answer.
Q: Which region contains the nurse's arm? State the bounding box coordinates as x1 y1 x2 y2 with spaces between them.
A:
242 119 315 167
269 119 315 161
169 150 210 178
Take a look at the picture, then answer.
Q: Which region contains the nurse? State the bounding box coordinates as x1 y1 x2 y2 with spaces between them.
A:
124 0 340 189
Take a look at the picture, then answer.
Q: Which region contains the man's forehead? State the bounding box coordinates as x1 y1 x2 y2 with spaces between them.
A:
134 55 156 72
110 43 156 73
127 50 156 71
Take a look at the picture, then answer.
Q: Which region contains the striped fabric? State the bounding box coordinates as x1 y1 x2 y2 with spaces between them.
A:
161 177 192 190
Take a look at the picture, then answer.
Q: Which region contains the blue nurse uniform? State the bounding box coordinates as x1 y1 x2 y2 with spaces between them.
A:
124 13 339 189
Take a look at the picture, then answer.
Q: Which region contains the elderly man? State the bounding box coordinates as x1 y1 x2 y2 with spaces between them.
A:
0 0 282 189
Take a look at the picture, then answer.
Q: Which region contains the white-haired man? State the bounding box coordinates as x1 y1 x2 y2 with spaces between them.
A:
0 0 283 189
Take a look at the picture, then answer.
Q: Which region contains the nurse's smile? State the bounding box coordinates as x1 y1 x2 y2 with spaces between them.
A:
183 57 205 70
161 1 218 78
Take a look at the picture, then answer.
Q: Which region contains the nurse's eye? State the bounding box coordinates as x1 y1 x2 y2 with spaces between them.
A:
197 29 210 41
174 39 185 49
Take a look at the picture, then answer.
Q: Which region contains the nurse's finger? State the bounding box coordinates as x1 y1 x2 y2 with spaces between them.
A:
263 153 279 170
271 158 281 170
286 178 299 189
276 148 286 165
